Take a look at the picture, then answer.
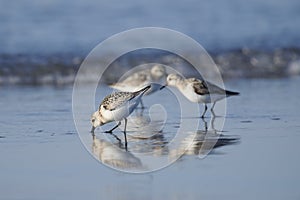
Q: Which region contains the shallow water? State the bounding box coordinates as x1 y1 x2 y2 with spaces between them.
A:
1 78 300 199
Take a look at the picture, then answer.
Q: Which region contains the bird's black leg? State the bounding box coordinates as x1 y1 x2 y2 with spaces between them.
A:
201 104 208 118
110 133 122 143
105 121 121 133
123 118 128 150
105 122 122 143
201 117 208 131
211 102 216 117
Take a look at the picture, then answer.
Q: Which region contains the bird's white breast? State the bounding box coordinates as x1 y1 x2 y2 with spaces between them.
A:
178 83 226 104
101 99 140 123
179 85 207 103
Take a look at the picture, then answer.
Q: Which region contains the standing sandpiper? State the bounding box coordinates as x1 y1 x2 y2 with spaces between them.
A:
91 85 151 146
109 64 167 108
161 74 239 118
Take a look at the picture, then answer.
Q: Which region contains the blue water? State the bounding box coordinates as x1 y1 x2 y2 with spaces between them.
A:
1 0 300 54
1 78 300 199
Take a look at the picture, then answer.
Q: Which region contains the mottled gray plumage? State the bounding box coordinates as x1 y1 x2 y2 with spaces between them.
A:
190 78 238 96
91 85 151 147
189 78 210 95
99 85 151 111
100 92 136 111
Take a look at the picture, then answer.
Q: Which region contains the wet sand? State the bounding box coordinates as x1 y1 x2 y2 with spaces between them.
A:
1 78 300 199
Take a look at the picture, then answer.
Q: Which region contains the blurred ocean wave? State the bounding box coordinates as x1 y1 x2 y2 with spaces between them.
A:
1 48 300 85
1 0 300 85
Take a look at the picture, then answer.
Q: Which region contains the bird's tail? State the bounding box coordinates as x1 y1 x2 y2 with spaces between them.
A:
225 90 240 96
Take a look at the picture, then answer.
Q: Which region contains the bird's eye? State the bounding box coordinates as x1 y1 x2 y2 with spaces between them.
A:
91 119 95 123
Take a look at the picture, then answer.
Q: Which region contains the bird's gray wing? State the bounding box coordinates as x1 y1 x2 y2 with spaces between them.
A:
100 92 135 111
190 78 210 95
121 70 149 85
204 81 227 94
190 78 226 95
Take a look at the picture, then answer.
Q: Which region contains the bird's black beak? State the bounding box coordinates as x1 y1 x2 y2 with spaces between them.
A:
160 85 166 90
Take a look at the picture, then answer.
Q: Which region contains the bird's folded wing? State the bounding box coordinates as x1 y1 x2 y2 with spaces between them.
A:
100 92 135 111
205 81 227 94
190 78 226 95
190 78 210 95
120 70 150 85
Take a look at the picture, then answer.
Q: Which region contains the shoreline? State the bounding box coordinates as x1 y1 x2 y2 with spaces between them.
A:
1 47 300 86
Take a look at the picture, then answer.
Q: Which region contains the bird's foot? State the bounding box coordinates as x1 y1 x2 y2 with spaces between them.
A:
104 130 113 134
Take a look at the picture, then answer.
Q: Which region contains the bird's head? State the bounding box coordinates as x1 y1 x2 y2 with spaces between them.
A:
151 64 166 79
166 73 182 86
160 73 182 90
90 111 104 133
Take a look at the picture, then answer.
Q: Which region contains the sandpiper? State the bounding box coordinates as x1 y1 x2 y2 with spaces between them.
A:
161 74 239 118
91 85 151 146
109 64 167 108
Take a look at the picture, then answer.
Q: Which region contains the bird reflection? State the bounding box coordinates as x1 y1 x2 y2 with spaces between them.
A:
124 109 169 155
116 108 166 140
91 112 239 171
171 116 239 158
92 135 144 170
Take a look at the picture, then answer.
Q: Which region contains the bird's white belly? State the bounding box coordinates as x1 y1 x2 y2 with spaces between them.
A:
180 88 226 104
102 101 139 123
180 88 206 103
